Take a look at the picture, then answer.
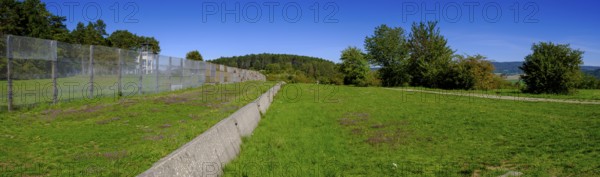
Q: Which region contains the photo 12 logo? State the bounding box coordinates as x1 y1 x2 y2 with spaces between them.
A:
201 1 340 23
45 1 140 23
401 1 540 23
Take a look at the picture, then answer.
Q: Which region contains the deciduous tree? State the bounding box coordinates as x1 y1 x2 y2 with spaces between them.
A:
520 42 583 94
186 50 203 61
364 24 409 86
406 21 454 88
339 46 369 86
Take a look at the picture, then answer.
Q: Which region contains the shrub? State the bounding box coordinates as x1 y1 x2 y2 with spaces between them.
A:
520 42 583 94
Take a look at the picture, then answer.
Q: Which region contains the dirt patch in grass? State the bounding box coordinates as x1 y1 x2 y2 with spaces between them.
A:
366 130 392 145
371 123 385 129
220 105 240 112
351 128 362 135
366 128 411 146
338 118 357 126
74 104 108 114
159 124 172 128
119 99 138 108
188 114 202 120
143 134 165 141
96 117 121 125
102 150 128 160
40 104 108 120
0 162 12 169
154 91 203 105
40 109 63 120
72 150 129 161
339 112 412 146
149 108 162 113
338 112 370 126
158 96 190 105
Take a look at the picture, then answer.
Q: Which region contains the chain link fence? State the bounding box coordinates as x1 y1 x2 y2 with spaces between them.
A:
0 35 265 112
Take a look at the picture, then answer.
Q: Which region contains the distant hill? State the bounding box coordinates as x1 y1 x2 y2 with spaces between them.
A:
491 61 600 76
581 66 600 71
491 62 525 74
583 69 600 79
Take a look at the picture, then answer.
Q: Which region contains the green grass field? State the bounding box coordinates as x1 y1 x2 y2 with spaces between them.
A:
0 81 274 176
224 84 600 176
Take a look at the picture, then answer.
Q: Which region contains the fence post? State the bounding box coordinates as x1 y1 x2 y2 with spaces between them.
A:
197 62 201 86
155 55 159 93
89 45 94 98
51 40 58 104
117 49 122 97
168 57 172 90
180 59 184 87
138 50 143 95
81 48 85 76
6 35 12 112
205 63 210 83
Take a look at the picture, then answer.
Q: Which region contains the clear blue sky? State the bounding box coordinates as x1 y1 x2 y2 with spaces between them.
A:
43 0 600 66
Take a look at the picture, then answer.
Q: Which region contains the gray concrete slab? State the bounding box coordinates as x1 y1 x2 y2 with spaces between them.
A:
138 82 284 177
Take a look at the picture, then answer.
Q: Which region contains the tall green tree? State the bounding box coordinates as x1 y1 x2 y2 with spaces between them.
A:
364 24 409 86
107 30 160 53
520 42 583 94
70 20 107 45
69 22 86 43
107 30 139 49
339 46 369 86
186 50 203 61
406 21 454 88
0 0 21 36
0 0 69 40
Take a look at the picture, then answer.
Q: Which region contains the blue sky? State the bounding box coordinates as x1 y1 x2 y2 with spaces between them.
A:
43 0 600 66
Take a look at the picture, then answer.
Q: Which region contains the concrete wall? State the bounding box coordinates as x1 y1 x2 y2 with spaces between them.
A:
138 82 284 177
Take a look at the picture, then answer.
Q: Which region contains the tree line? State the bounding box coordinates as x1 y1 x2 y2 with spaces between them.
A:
210 53 343 84
339 21 506 90
210 20 598 93
339 21 599 93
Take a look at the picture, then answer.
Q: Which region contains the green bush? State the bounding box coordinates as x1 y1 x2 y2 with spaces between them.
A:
578 72 600 89
520 42 584 94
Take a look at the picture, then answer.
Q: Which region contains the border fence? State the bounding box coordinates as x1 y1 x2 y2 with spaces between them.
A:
0 35 265 112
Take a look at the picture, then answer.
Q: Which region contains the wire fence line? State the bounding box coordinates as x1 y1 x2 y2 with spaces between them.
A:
0 34 265 112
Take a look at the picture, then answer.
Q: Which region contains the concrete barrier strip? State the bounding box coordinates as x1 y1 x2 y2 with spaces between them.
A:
138 82 284 177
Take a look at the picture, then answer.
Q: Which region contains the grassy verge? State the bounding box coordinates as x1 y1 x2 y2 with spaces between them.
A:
492 89 600 101
224 84 600 176
0 81 274 176
402 87 600 101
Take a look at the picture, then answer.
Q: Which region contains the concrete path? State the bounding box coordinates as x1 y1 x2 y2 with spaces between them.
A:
386 88 600 105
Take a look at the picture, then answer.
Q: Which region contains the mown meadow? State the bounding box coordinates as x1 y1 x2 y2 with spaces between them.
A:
224 84 600 176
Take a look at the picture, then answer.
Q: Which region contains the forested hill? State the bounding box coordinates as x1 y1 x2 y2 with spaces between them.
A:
210 53 342 84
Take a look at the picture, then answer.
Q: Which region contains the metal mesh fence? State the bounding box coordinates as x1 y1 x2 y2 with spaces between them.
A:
0 34 265 111
7 35 55 61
